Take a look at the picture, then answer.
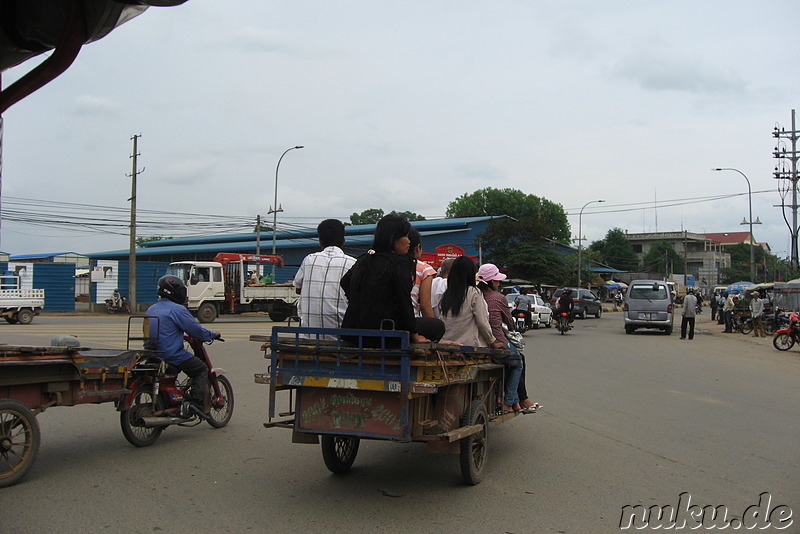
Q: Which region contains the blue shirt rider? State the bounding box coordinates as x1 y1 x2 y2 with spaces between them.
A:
146 275 219 416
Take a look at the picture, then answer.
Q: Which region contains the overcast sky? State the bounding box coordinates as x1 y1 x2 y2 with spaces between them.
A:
2 1 798 258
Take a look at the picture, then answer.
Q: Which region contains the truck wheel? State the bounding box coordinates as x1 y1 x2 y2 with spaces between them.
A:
197 303 217 323
268 311 288 323
16 309 34 325
4 317 18 324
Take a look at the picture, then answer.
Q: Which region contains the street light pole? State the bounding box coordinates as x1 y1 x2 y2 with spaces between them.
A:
271 145 304 279
577 199 605 288
713 168 758 282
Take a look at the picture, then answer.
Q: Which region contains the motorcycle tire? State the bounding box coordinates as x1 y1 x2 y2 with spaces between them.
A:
206 375 234 428
120 385 164 447
773 333 795 351
741 322 754 335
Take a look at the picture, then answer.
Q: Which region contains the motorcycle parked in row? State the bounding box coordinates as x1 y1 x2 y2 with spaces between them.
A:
105 289 130 313
119 332 234 447
772 311 800 351
556 311 572 335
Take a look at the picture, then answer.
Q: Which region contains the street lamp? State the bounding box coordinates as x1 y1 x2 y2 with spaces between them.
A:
271 145 304 279
577 199 605 288
712 168 760 282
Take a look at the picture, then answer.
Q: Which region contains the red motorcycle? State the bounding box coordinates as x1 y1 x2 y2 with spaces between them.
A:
119 333 234 447
772 311 800 351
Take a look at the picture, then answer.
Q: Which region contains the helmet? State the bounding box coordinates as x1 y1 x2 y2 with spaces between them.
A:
157 275 187 304
563 288 573 296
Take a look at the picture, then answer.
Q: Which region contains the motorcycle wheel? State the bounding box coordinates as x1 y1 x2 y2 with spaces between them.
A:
764 321 777 335
741 321 754 335
773 333 795 351
120 385 164 447
206 375 234 428
0 400 40 488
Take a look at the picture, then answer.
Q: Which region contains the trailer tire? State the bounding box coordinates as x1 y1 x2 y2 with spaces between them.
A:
197 303 217 323
16 309 34 325
0 399 40 488
459 400 489 485
321 435 360 474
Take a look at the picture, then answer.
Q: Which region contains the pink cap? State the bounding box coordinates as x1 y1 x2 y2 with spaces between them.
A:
477 263 506 283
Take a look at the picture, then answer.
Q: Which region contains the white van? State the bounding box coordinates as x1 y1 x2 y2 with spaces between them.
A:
623 280 674 335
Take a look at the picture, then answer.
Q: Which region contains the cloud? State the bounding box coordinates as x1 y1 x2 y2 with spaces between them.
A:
159 158 217 185
612 54 746 95
73 94 121 116
233 27 300 54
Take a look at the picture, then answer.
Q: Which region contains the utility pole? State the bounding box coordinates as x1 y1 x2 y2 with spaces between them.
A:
773 110 800 269
127 134 143 311
255 215 261 255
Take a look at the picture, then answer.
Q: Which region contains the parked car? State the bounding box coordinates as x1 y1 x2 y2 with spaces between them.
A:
623 280 674 335
550 288 603 319
507 292 553 328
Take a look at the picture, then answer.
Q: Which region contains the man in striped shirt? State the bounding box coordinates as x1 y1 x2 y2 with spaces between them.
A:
293 219 356 333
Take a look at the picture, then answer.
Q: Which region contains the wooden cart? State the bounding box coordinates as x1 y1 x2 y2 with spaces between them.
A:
253 326 537 485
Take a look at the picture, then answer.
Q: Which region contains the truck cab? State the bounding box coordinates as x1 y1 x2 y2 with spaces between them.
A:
166 261 225 322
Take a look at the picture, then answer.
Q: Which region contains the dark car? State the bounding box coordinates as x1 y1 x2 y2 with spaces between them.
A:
550 287 603 319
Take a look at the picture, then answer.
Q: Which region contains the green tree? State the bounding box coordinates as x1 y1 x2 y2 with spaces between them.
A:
478 218 570 285
589 228 639 271
721 242 768 283
446 187 570 243
349 209 426 225
641 241 684 277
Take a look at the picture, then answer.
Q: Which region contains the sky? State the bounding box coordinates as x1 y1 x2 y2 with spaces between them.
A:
1 1 799 258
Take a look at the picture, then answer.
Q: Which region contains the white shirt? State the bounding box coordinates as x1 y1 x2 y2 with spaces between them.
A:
430 277 448 318
293 246 356 333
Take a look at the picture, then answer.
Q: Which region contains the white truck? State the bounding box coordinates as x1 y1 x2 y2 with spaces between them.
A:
0 276 44 324
165 253 298 323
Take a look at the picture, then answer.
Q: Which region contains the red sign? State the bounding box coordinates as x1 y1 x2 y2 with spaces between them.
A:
419 244 476 268
298 388 406 438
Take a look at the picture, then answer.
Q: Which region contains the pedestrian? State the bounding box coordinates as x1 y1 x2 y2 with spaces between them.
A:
750 291 766 338
722 292 735 333
293 219 356 336
710 291 718 321
680 289 698 340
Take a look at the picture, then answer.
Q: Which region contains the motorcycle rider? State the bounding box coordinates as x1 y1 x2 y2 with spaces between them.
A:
556 288 575 325
512 288 534 329
146 275 220 418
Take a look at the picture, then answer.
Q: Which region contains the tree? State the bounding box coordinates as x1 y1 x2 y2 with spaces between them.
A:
721 242 768 283
478 218 570 285
589 228 639 271
641 241 684 277
446 187 570 243
349 209 426 225
136 235 171 246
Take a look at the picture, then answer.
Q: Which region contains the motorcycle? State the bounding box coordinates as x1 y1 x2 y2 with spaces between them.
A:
512 308 529 334
119 333 234 447
772 311 800 351
556 311 572 335
105 290 130 313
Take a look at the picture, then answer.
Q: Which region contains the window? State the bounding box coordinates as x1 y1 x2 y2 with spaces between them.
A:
629 285 668 300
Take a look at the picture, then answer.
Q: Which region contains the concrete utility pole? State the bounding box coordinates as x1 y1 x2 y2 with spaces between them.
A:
773 109 800 269
127 134 143 311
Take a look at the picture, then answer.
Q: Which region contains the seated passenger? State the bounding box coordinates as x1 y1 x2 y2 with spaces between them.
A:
477 263 523 414
341 214 444 346
439 256 497 348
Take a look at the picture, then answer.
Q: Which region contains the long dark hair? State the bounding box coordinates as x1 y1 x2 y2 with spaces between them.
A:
440 256 477 317
372 214 411 253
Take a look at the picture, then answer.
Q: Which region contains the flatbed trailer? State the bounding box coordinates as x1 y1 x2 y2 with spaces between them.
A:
252 326 538 485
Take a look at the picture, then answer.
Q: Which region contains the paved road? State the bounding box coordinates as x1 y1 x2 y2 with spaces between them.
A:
1 312 798 533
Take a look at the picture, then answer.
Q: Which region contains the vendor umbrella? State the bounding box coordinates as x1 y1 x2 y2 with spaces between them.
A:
726 281 755 294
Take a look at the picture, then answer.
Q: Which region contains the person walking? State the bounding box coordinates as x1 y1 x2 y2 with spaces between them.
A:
680 289 698 340
722 292 735 333
750 291 766 338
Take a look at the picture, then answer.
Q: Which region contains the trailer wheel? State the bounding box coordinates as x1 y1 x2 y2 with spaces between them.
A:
459 400 489 485
197 303 217 323
321 435 360 474
16 309 34 325
0 399 40 488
